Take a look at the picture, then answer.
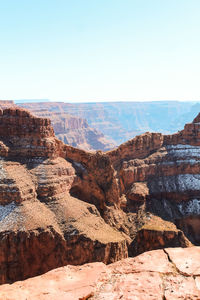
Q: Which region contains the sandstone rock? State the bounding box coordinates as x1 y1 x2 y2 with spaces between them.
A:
19 107 115 151
0 107 127 284
165 247 200 276
106 115 200 253
126 182 149 202
108 132 164 167
130 216 191 256
1 247 200 299
0 193 127 284
1 105 200 285
19 101 199 146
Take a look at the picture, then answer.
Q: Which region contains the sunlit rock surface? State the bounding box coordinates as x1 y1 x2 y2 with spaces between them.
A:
1 247 200 300
1 105 200 284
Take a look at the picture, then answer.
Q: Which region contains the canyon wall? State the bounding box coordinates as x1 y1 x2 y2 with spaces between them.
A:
0 107 127 284
18 106 115 151
19 100 200 144
1 106 200 284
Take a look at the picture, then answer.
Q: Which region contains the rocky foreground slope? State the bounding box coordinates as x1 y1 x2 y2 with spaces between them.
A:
1 247 200 299
1 107 200 284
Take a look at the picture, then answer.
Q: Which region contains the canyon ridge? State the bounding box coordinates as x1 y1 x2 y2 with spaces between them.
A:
19 100 200 145
0 104 200 291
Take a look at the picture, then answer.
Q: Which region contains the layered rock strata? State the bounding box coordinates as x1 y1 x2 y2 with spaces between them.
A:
19 107 115 151
107 114 200 254
19 100 198 145
0 108 127 284
1 107 200 284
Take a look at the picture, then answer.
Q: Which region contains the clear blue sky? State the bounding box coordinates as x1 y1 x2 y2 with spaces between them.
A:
0 0 200 102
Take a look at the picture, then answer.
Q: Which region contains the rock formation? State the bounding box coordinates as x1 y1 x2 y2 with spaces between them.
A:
1 106 200 284
0 107 127 284
106 115 200 255
37 110 115 151
0 100 15 108
1 247 200 299
17 104 115 151
19 100 200 145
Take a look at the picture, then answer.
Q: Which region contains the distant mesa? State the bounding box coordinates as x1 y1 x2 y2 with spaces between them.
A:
0 100 16 107
0 100 115 151
18 100 200 145
18 102 116 151
14 99 50 103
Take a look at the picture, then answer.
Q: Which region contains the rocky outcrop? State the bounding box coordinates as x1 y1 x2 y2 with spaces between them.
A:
108 132 164 167
0 107 127 284
0 195 127 284
105 113 200 253
0 108 57 158
1 247 200 299
129 216 191 256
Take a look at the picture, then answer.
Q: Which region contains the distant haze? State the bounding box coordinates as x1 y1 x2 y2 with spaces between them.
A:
15 99 50 104
19 100 200 145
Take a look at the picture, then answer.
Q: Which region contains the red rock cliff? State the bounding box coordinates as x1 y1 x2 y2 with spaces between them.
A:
0 107 127 284
1 107 200 284
19 106 115 151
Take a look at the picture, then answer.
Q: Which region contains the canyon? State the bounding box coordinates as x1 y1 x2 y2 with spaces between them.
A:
0 107 127 285
1 104 200 292
17 103 115 151
19 100 200 145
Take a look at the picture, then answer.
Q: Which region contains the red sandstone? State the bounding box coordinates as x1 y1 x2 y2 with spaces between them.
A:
1 247 200 299
0 106 200 285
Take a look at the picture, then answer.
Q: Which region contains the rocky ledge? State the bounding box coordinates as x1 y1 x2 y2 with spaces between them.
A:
1 246 200 299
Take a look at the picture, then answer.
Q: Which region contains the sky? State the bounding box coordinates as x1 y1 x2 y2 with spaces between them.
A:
0 0 200 102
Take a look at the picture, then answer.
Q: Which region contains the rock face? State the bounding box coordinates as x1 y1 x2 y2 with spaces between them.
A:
105 114 200 256
39 110 115 151
18 106 115 151
1 106 200 284
19 100 200 145
0 107 127 284
128 215 191 256
1 247 200 300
